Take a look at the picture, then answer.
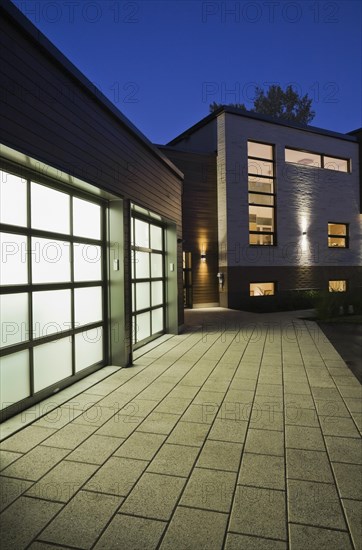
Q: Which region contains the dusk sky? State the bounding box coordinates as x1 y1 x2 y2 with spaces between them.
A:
14 0 361 144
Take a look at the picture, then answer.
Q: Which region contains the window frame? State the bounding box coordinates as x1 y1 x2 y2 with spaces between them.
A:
248 140 277 247
285 147 351 173
249 281 276 297
327 222 349 249
328 280 348 293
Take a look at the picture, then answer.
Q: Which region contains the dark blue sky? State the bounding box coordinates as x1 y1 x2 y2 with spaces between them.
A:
14 0 361 143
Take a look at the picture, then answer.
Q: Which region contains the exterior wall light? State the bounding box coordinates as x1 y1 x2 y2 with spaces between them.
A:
302 231 307 235
201 252 206 262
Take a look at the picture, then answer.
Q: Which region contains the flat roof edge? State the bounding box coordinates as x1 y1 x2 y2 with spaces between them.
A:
1 0 183 181
167 106 358 146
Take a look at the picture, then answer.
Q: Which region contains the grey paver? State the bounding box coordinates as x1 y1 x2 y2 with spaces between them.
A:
197 440 242 471
26 460 97 502
167 421 209 447
342 499 362 550
286 449 334 483
249 409 284 431
41 423 98 450
40 490 121 548
34 405 83 429
284 407 319 427
332 462 362 500
181 403 218 424
113 432 166 460
155 396 192 415
0 426 57 453
319 415 360 438
0 476 32 512
244 429 284 456
180 467 237 512
288 523 353 550
0 445 69 480
160 507 228 550
94 514 166 550
287 479 346 529
285 425 325 450
147 443 199 477
208 419 248 443
95 414 143 438
0 450 22 471
120 472 185 520
324 436 362 464
0 497 62 549
137 412 180 435
225 533 287 549
238 453 285 490
71 405 120 427
67 434 123 464
230 485 286 540
84 456 147 496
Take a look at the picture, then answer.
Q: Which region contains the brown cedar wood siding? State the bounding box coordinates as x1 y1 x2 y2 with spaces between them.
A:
0 8 183 326
160 148 219 306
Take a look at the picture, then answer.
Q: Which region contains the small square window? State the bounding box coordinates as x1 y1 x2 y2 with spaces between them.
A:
328 223 348 248
329 280 347 292
250 282 275 296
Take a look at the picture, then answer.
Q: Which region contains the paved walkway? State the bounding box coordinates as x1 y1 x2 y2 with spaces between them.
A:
0 308 361 549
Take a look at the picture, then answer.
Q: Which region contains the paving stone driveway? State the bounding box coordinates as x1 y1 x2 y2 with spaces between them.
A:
0 308 361 549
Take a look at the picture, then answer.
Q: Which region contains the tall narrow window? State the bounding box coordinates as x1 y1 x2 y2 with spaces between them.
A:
328 223 348 248
248 141 276 245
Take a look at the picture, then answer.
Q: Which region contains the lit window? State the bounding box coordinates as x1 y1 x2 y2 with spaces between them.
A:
328 223 348 248
248 141 275 246
285 148 350 172
329 280 347 292
250 282 275 296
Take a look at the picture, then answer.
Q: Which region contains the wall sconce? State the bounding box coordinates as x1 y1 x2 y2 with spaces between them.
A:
302 231 307 235
201 251 206 262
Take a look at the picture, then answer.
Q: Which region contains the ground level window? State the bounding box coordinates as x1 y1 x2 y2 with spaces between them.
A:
329 280 347 292
328 223 348 248
250 282 275 296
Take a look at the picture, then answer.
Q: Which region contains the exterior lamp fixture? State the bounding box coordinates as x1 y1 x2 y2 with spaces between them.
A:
302 231 307 235
201 251 206 262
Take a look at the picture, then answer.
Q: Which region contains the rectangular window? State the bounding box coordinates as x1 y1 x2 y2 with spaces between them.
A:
285 148 350 172
329 280 347 292
250 282 275 296
248 141 276 246
328 223 348 248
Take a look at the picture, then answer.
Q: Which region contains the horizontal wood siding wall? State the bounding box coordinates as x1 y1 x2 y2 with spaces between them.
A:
161 148 219 306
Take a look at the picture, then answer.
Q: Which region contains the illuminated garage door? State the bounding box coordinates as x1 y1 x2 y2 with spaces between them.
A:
0 168 107 418
131 206 165 348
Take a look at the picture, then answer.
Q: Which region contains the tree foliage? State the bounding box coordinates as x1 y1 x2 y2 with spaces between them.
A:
209 85 315 125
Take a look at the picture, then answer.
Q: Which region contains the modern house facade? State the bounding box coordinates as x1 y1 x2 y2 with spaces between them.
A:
0 0 183 421
162 108 362 311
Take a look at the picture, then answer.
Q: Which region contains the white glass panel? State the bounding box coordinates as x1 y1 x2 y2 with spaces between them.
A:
152 308 163 334
0 233 28 285
33 290 71 338
248 142 273 160
248 193 274 206
250 282 275 296
33 338 72 392
248 159 273 177
249 206 274 231
150 225 163 250
75 287 102 327
75 327 103 372
248 177 274 193
74 243 102 281
31 182 70 234
0 350 30 410
135 282 150 311
151 253 163 278
134 312 150 342
73 198 101 240
0 293 28 348
0 171 27 227
152 281 163 306
285 148 321 167
135 251 150 279
32 237 70 283
324 156 349 172
134 219 149 248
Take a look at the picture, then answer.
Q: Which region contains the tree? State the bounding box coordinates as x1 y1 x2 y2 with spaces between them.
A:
209 85 315 125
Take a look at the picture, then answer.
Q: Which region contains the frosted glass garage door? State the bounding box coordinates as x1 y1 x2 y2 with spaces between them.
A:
0 168 107 418
131 207 165 347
